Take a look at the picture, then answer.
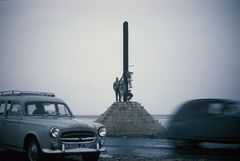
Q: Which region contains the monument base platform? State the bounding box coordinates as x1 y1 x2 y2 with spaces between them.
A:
96 102 165 138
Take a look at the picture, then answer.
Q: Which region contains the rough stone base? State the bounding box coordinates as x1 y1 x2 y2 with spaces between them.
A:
96 102 165 138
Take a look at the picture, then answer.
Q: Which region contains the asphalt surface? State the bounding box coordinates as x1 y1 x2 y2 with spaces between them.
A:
0 137 240 161
105 137 240 161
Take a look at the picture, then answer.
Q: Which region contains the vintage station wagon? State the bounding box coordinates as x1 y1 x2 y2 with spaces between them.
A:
0 91 106 161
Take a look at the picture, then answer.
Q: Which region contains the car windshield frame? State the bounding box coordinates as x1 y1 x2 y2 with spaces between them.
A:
24 101 73 117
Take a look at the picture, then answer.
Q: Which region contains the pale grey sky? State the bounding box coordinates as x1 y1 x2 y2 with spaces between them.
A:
0 0 240 115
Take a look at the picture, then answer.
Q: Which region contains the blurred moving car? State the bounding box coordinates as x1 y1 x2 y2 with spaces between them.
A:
165 99 240 148
0 91 106 161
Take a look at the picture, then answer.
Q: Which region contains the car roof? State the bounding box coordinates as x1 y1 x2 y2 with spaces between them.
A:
179 98 239 111
0 95 65 104
186 98 237 104
173 98 239 117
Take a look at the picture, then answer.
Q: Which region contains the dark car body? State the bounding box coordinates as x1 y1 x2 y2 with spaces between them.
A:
165 99 240 145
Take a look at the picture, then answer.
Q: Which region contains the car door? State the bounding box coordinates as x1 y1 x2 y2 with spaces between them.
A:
210 102 240 141
1 101 22 148
199 102 238 141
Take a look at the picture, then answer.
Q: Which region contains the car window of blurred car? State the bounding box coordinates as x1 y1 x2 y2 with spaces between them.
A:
225 103 240 116
208 102 240 117
175 101 209 118
208 103 224 114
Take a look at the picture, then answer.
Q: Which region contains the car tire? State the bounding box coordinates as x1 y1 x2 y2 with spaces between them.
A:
26 138 42 161
82 152 100 161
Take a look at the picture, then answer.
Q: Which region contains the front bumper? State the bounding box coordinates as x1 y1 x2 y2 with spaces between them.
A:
42 142 107 154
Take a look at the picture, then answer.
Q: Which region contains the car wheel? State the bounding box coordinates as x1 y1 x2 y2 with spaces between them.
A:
26 138 42 161
82 152 100 161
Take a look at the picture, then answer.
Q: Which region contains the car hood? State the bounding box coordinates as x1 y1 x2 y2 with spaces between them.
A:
22 116 99 130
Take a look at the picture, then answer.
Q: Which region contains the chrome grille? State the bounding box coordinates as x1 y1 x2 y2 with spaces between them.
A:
60 131 96 143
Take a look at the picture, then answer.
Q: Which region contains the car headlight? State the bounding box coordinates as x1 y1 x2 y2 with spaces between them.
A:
50 127 60 138
98 127 107 137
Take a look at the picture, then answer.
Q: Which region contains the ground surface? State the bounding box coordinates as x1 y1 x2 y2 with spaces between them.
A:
0 152 217 161
0 137 239 161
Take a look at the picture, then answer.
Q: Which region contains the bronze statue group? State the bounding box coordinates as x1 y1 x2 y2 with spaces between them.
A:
113 71 133 102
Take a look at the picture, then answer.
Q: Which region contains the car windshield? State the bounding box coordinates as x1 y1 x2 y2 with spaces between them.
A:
25 102 72 117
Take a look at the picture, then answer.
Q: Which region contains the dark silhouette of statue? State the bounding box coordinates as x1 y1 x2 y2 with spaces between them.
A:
113 77 120 102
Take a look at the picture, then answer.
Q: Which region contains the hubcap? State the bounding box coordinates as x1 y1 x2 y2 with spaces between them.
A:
28 142 38 161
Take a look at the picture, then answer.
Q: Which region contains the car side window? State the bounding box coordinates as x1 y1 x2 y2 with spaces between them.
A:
0 102 5 116
8 103 20 117
4 101 12 116
208 102 240 117
58 104 70 116
208 103 224 115
43 103 56 115
224 103 240 117
26 104 37 115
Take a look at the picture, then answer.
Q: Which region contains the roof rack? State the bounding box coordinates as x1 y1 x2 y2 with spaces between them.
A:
0 90 55 97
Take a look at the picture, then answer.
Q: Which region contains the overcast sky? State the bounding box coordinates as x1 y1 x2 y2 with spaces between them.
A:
0 0 240 115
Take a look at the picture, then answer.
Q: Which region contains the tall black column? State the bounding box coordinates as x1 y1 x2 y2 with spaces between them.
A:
123 21 129 102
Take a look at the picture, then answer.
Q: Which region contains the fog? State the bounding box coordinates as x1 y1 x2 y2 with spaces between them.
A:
0 0 240 115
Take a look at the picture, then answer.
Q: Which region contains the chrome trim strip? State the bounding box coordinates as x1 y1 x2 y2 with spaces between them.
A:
60 137 97 144
60 138 80 141
61 141 96 144
60 137 97 141
42 147 107 154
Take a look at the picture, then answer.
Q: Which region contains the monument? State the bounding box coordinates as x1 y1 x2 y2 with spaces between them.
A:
123 21 129 102
96 21 165 137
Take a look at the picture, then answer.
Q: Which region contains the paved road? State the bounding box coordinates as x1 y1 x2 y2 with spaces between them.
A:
107 138 240 161
105 137 240 160
106 137 172 157
0 137 240 161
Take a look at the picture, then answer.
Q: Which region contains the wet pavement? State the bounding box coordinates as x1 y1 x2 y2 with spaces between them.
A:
0 137 240 161
105 137 240 160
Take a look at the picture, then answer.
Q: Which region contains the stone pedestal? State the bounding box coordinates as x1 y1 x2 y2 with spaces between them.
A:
96 102 165 137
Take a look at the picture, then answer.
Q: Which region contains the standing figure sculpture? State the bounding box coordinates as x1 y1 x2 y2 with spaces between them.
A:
119 79 127 102
113 77 120 102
